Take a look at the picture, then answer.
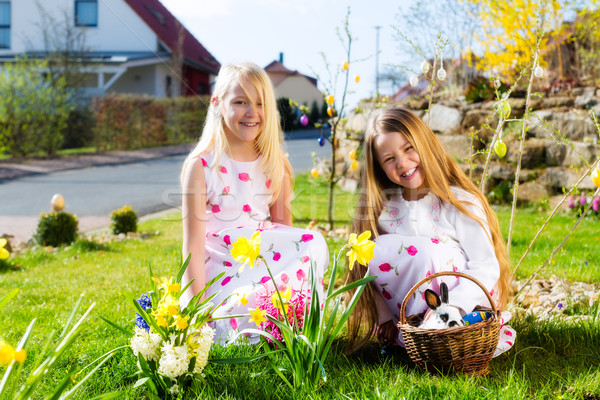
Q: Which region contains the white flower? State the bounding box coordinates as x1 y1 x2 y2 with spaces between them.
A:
169 384 180 395
158 341 190 380
130 327 162 362
187 324 215 375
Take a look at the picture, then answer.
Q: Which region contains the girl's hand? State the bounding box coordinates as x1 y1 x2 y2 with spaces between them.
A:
376 320 399 343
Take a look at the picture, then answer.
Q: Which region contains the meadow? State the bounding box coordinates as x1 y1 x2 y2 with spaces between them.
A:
1 173 599 399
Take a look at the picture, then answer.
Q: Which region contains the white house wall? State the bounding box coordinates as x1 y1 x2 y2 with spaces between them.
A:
0 0 158 55
108 64 158 96
274 75 324 109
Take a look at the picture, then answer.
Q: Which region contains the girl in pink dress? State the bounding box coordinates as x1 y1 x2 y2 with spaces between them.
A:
347 107 514 356
180 62 328 342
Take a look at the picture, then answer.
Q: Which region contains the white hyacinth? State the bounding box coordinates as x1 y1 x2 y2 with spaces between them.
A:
187 325 215 375
158 341 190 380
130 327 162 362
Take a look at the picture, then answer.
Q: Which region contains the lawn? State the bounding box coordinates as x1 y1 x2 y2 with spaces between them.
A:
1 173 599 398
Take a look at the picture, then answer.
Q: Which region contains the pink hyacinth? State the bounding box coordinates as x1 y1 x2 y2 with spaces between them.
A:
580 194 587 205
239 173 250 182
568 196 575 209
592 197 600 212
243 204 252 212
273 252 281 261
379 263 392 272
301 234 314 242
212 204 221 213
407 246 418 256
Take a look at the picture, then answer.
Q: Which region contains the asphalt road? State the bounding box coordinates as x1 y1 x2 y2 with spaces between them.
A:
0 137 331 218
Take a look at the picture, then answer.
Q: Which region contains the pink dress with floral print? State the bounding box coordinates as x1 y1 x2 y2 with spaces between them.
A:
193 150 328 343
371 187 515 355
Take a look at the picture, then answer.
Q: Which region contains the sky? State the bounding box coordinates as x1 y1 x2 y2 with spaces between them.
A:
159 0 415 110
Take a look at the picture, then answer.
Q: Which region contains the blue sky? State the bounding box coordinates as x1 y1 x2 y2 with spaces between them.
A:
160 0 412 109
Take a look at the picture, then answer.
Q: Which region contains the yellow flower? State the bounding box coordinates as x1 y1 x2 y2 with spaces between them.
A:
248 307 267 326
271 286 292 315
230 230 262 273
238 292 249 306
0 340 25 364
155 314 168 327
152 277 180 294
0 238 9 260
173 314 189 331
346 231 375 270
592 168 600 188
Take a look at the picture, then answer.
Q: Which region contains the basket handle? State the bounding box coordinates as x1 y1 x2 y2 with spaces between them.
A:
399 271 498 324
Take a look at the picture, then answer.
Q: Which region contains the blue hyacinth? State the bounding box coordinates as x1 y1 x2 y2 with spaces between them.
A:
135 293 152 332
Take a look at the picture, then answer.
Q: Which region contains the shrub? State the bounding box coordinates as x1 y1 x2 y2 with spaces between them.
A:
111 205 138 234
464 76 509 103
34 211 78 246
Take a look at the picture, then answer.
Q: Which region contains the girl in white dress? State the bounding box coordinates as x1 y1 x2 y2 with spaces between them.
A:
347 107 514 355
180 62 328 342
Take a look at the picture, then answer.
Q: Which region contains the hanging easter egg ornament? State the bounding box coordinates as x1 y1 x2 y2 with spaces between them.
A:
311 168 319 178
355 75 360 83
351 160 358 170
300 114 309 126
437 68 447 81
51 194 65 211
534 66 544 78
591 168 600 188
349 150 357 160
409 75 419 87
420 60 430 73
318 137 325 147
326 95 335 105
494 139 507 158
496 100 511 119
343 61 349 71
327 106 335 117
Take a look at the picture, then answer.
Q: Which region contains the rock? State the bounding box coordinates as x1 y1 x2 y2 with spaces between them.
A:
561 142 598 167
461 109 497 142
541 96 575 108
345 108 372 134
488 164 514 181
507 138 546 168
517 182 549 204
550 110 596 141
574 95 597 108
581 87 597 97
436 134 472 160
545 142 568 166
528 110 554 138
424 104 462 133
539 167 597 191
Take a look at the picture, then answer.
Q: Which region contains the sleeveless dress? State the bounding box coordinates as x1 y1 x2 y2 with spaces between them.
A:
192 150 328 343
370 187 515 356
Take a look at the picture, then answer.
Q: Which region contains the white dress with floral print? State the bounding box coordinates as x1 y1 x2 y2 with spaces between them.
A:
193 150 328 343
371 187 515 355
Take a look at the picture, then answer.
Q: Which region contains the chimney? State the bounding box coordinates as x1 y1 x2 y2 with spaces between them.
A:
279 52 284 64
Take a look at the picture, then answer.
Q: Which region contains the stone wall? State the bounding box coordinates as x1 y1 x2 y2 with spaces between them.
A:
339 87 600 205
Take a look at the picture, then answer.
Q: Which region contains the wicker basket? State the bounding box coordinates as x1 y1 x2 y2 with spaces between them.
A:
398 271 501 376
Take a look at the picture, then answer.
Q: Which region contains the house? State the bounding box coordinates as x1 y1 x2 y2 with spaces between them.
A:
0 0 220 98
264 55 324 110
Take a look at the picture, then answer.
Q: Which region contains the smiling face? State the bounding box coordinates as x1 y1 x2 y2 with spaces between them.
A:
218 78 264 154
373 131 427 200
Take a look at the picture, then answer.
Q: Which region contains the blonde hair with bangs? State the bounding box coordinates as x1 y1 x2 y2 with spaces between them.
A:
181 62 291 203
347 106 510 352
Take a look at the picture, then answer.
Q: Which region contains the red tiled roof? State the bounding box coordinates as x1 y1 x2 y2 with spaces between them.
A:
124 0 220 74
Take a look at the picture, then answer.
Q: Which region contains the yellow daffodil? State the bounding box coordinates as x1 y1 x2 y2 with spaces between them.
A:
0 340 26 364
173 314 189 330
271 286 292 315
152 277 180 294
248 307 267 326
0 238 9 260
346 231 375 270
592 168 600 188
238 292 249 306
230 230 262 273
154 314 168 327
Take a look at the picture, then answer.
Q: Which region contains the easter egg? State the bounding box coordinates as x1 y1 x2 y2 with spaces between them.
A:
343 61 349 71
327 106 335 117
409 75 419 87
437 68 447 81
300 114 309 126
349 150 357 160
351 160 358 170
311 168 319 178
51 194 65 211
318 137 325 147
326 95 335 105
355 75 360 83
534 66 544 78
494 140 507 158
497 100 511 119
420 60 430 73
591 168 600 188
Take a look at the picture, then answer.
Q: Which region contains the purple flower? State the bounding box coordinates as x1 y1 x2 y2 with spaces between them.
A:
568 196 575 209
135 293 152 331
557 302 564 310
580 194 587 206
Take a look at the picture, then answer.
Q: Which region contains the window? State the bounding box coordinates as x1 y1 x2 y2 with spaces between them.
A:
75 0 98 27
0 1 10 49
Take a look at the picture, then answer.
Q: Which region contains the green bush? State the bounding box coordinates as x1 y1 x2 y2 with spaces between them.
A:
464 76 509 103
111 205 138 234
34 211 79 246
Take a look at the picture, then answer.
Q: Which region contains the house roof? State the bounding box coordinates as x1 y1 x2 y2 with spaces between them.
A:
264 60 318 87
124 0 220 74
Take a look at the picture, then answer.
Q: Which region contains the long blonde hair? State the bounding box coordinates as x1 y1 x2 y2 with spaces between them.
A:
181 62 291 202
347 106 510 351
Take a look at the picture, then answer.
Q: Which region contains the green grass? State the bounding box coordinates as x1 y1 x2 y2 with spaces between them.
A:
1 173 599 398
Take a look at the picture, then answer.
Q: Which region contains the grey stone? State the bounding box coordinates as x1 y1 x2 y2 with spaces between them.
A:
541 97 575 108
540 167 597 191
545 142 567 166
528 110 554 138
507 138 546 168
582 87 597 97
574 95 597 108
517 182 549 204
424 104 462 133
437 134 472 161
488 164 514 181
561 142 598 167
